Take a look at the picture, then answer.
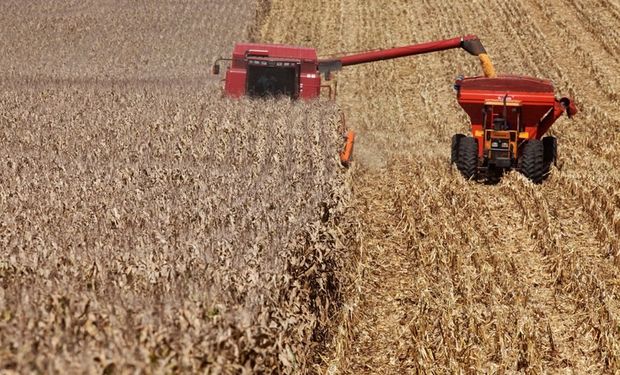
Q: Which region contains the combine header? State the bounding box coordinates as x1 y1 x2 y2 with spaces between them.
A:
452 75 577 183
213 35 496 166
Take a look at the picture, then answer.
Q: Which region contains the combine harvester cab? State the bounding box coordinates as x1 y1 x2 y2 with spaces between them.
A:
214 44 323 99
213 35 497 167
452 75 577 183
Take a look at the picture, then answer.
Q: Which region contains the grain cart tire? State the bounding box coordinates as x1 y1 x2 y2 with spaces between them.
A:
520 140 545 184
456 136 478 179
451 134 465 164
542 136 557 175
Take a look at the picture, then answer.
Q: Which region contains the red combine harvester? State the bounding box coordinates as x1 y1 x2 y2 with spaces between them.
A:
212 35 496 166
452 75 577 183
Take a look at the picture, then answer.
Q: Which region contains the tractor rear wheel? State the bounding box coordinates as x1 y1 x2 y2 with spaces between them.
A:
542 136 557 175
520 139 545 184
456 136 478 179
451 134 465 164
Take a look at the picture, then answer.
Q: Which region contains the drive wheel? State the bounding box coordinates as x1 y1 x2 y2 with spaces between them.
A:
456 136 478 179
451 134 465 164
542 136 557 176
520 139 545 184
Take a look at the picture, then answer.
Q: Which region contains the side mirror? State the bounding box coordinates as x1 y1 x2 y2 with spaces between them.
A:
212 63 220 75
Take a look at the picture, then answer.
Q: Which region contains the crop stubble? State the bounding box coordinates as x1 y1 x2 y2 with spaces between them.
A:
1 0 618 373
0 1 353 373
260 0 620 373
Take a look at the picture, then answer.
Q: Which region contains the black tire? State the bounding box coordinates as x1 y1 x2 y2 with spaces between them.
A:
520 140 545 184
456 136 478 179
542 136 557 175
451 134 465 164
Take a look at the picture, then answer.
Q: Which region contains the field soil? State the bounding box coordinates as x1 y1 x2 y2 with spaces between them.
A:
259 0 620 373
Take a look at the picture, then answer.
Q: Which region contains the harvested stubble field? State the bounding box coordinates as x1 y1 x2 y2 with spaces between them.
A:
0 1 352 374
259 0 620 373
1 0 620 374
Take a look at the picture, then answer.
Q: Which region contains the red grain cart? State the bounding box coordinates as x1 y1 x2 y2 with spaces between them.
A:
452 75 577 183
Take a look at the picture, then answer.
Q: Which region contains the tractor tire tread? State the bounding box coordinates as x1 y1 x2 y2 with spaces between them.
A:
451 134 465 164
542 136 557 175
456 136 478 179
521 140 545 184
